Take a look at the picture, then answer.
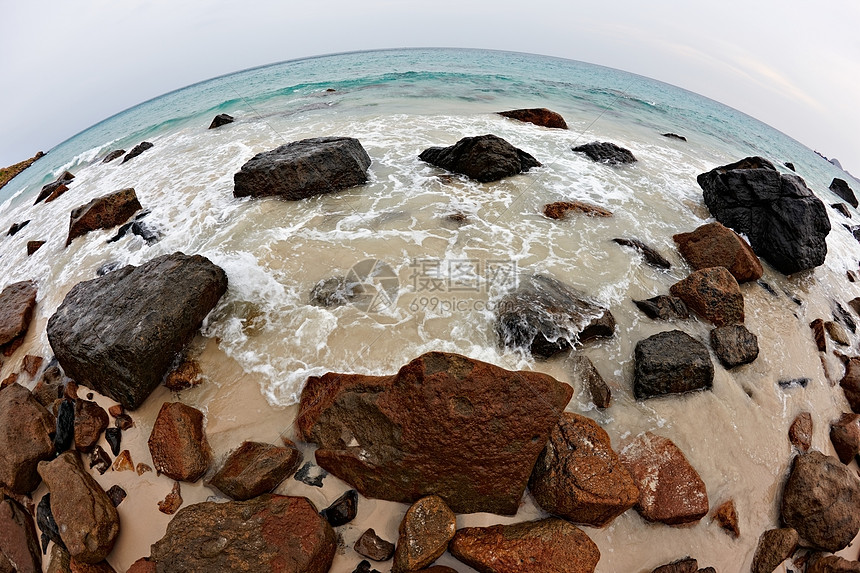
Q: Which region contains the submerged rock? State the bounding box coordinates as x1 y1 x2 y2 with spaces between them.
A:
147 402 212 482
832 202 852 218
789 412 813 452
830 178 858 208
121 141 153 163
634 295 689 320
543 200 612 219
569 354 611 408
670 267 744 326
662 133 687 142
673 222 762 282
497 108 568 129
309 276 358 308
0 497 42 572
208 113 234 129
572 141 636 164
710 324 759 368
392 495 456 573
634 330 713 399
751 528 798 573
65 188 142 246
419 134 540 183
0 383 55 494
612 238 671 269
209 440 302 501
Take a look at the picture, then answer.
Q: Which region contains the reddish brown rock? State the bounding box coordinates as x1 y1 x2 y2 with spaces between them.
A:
712 499 739 537
497 108 568 129
840 356 860 413
0 373 17 388
830 413 860 464
811 319 827 351
0 281 37 348
149 495 335 573
544 201 612 219
529 413 638 527
74 399 109 453
147 402 211 482
449 518 600 573
163 359 202 391
107 404 123 418
125 558 156 573
65 188 141 246
618 432 709 525
670 267 744 326
22 355 43 377
807 554 860 573
69 559 117 572
673 222 763 283
157 481 182 515
297 351 573 514
112 450 134 472
634 295 689 320
354 528 395 562
570 355 611 408
651 558 698 573
0 383 55 494
37 451 119 564
393 495 456 573
751 528 798 573
209 440 302 500
710 324 759 368
789 412 813 452
26 241 46 256
46 544 71 573
136 463 152 475
0 497 41 573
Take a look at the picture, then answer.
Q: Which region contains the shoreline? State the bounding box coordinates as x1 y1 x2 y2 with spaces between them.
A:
0 151 44 192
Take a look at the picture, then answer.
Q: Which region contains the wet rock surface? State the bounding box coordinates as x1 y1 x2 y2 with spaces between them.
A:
634 295 689 320
570 354 611 408
37 494 63 554
121 141 153 164
208 113 234 129
830 178 858 207
572 141 636 164
544 200 612 219
811 318 827 351
710 324 759 368
419 134 540 182
74 399 109 453
354 528 395 562
634 330 714 399
26 240 45 255
309 276 358 308
670 266 744 326
147 402 212 482
320 489 358 527
101 149 125 163
209 440 302 500
0 281 37 349
841 356 860 413
829 413 860 464
651 558 698 573
497 108 567 129
751 528 798 573
0 497 41 573
157 482 182 515
789 412 813 451
713 499 739 538
832 202 852 218
65 188 142 246
392 495 456 573
673 222 763 282
612 237 671 269
807 554 860 573
826 320 851 346
0 383 55 494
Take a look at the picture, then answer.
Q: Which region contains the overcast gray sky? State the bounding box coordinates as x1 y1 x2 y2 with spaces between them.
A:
2 0 858 175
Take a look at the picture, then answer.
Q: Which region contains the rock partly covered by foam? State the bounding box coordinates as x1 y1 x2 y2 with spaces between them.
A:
149 495 336 573
569 355 611 408
544 201 612 219
612 238 671 269
670 267 744 326
208 113 234 129
209 440 302 500
573 141 636 164
0 383 55 494
710 324 759 368
0 280 37 350
392 495 456 573
297 351 572 515
673 222 763 282
830 178 858 208
47 252 227 409
0 497 41 572
633 330 713 399
234 137 371 200
419 134 540 183
147 402 212 482
497 108 568 129
841 356 860 413
65 188 142 246
697 157 830 274
789 412 813 452
121 141 153 163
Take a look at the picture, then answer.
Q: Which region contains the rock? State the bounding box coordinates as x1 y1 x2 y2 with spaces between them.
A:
0 497 41 573
354 529 395 562
570 354 611 408
320 489 358 527
22 354 43 378
208 113 234 129
53 399 75 455
497 108 568 129
633 330 714 399
808 554 860 573
297 351 573 515
830 413 860 464
392 496 456 573
841 357 860 413
662 133 687 142
543 200 612 219
0 383 55 494
37 494 63 554
712 499 739 538
449 518 600 573
572 141 636 164
672 222 763 282
811 318 827 351
47 252 227 409
37 451 119 564
294 462 327 488
0 281 37 348
35 182 67 205
26 241 45 256
612 238 671 269
710 324 759 368
784 161 795 171
163 359 202 391
65 187 142 247
496 274 615 359
832 203 852 217
831 178 858 208
69 559 117 572
157 481 182 515
529 412 638 527
826 321 851 346
149 495 336 573
697 156 830 274
670 267 744 326
121 141 153 164
618 432 709 525
7 220 30 236
234 137 371 199
113 413 133 430
209 440 302 500
634 295 689 320
849 297 860 317
789 412 813 452
147 402 212 482
779 377 810 389
352 561 382 573
781 450 860 552
751 528 798 573
101 150 125 163
74 399 109 453
104 428 121 456
309 276 358 308
136 463 152 475
112 450 133 472
419 134 540 183
125 558 156 573
833 301 857 333
46 544 71 573
651 558 698 573
106 485 126 507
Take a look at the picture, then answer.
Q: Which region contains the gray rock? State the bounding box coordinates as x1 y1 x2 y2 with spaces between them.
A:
710 324 759 368
634 330 714 399
419 134 540 182
831 178 858 208
634 295 689 320
573 141 636 164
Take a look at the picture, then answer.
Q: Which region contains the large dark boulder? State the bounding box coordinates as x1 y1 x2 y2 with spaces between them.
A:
831 178 858 208
419 134 540 182
572 141 636 164
497 108 568 129
296 351 573 515
234 137 371 199
696 157 831 274
65 188 142 246
634 330 714 399
46 253 227 409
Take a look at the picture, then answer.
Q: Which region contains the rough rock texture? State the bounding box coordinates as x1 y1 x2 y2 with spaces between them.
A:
670 267 744 326
789 412 813 452
841 357 860 413
320 489 358 527
234 137 371 199
672 222 763 282
651 558 698 573
497 108 568 129
297 351 572 515
751 528 798 573
543 201 612 219
633 330 714 399
0 383 55 494
157 481 182 515
496 274 615 359
46 544 71 573
830 413 860 464
619 432 709 525
107 485 127 507
37 493 63 555
209 440 302 500
697 156 830 274
354 529 394 562
208 113 234 129
710 324 759 368
26 241 45 256
826 321 851 346
125 558 156 573
147 402 212 482
529 413 638 527
449 518 600 573
634 295 689 320
780 451 860 552
47 252 227 409
831 178 858 208
0 497 41 573
570 355 611 408
111 450 133 472
37 452 119 564
0 281 37 348
612 238 671 269
833 203 852 218
309 276 357 308
811 318 827 351
68 559 117 572
392 496 456 573
163 359 201 392
121 141 153 163
419 134 540 183
65 188 141 246
808 554 860 573
712 499 740 538
572 141 636 164
101 149 125 164
74 400 109 453
150 495 335 572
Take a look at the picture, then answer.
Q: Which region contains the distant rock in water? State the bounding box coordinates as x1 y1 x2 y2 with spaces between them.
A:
234 137 371 199
497 108 568 129
208 113 234 129
634 330 714 399
101 149 125 163
785 161 796 171
65 188 142 246
7 220 29 236
832 202 852 218
662 133 687 142
419 134 540 182
612 237 671 269
26 240 45 256
0 150 44 192
572 141 636 164
544 201 612 219
830 177 858 208
697 156 830 274
34 171 74 204
122 141 154 163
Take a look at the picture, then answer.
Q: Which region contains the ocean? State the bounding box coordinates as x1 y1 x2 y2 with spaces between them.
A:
2 48 857 571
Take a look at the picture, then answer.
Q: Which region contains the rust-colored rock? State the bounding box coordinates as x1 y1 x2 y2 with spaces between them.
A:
830 413 860 464
808 554 860 573
712 499 739 537
65 188 141 246
670 266 744 326
157 481 182 515
74 399 109 453
840 356 860 413
570 355 611 408
497 108 568 129
297 351 572 515
136 463 152 475
673 222 763 283
69 559 117 572
149 495 335 573
112 450 134 472
22 355 43 377
789 412 812 452
618 432 709 525
354 528 394 562
811 319 827 351
46 544 71 573
0 497 41 573
147 402 211 482
651 558 698 573
0 281 37 348
543 201 612 219
125 558 156 573
0 383 55 494
209 440 302 500
393 495 456 573
751 528 798 573
449 518 600 573
163 359 202 391
529 413 638 527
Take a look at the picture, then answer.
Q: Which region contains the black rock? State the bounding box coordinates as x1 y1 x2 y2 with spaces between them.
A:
634 295 689 320
419 134 540 182
662 133 687 142
294 461 327 488
53 399 75 455
572 141 637 164
105 427 121 456
778 377 810 389
131 221 161 244
208 114 235 129
36 494 64 554
830 178 858 208
96 261 122 276
785 162 796 171
758 281 779 297
634 330 714 399
352 561 382 573
320 489 358 527
102 149 126 163
107 484 127 507
89 445 111 475
710 324 759 368
34 172 74 204
570 354 611 408
122 141 154 163
7 220 30 236
833 301 857 333
697 156 830 274
613 238 671 269
832 203 852 218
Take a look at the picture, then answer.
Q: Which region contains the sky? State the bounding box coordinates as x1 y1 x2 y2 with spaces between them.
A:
1 0 859 175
